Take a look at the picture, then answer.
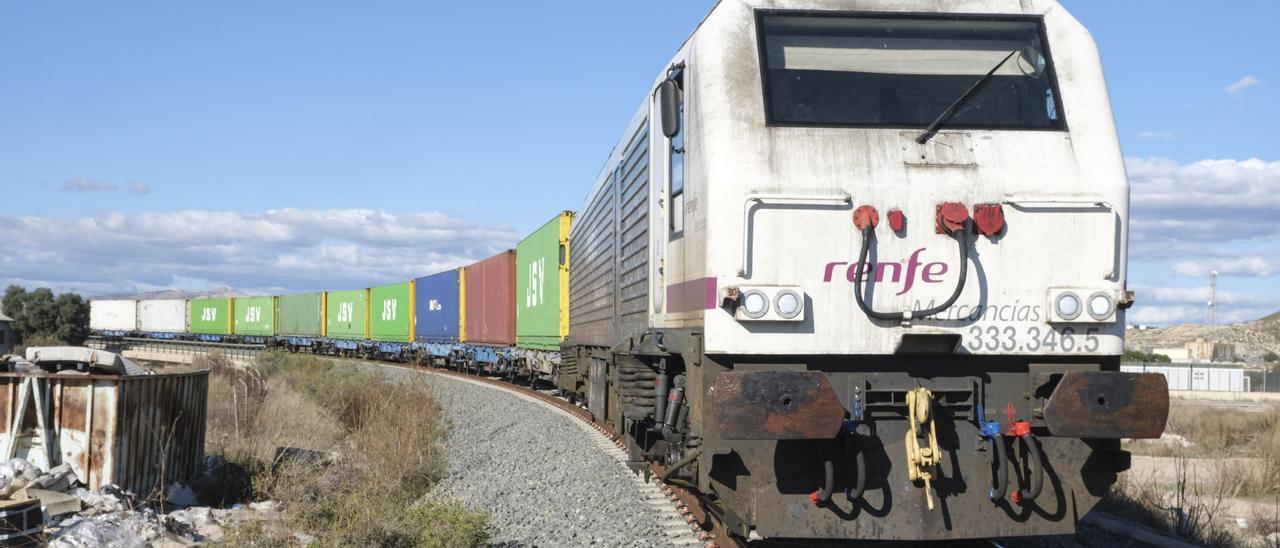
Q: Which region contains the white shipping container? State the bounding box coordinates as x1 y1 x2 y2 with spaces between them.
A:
89 300 138 332
138 300 188 333
1121 364 1247 392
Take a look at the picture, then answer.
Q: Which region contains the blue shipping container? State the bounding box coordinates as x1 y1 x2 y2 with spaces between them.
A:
414 270 461 342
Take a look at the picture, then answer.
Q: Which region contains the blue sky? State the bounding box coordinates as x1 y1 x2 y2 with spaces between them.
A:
1 1 1277 324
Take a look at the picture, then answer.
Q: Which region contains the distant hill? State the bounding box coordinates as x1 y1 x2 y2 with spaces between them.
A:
94 287 248 300
1127 311 1280 362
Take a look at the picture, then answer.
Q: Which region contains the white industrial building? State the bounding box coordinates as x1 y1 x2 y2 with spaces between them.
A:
1121 363 1249 392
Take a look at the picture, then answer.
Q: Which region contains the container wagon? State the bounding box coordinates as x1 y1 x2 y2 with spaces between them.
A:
516 211 573 378
275 292 325 348
324 289 368 353
137 299 188 339
369 281 413 359
460 250 516 370
89 300 138 337
413 270 461 363
556 0 1168 543
188 298 233 341
233 296 276 342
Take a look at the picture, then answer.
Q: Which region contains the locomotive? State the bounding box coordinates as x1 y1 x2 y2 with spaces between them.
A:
91 0 1170 542
555 0 1168 542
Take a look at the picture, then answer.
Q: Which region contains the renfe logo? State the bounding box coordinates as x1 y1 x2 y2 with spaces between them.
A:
823 248 949 295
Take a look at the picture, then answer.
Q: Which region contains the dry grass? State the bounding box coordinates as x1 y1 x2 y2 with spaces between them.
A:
203 351 487 547
1104 402 1280 547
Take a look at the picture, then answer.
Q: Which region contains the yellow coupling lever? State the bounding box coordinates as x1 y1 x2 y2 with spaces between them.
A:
905 387 941 511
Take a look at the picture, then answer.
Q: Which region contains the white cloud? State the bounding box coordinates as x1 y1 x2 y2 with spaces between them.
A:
1128 284 1279 325
128 182 151 195
1171 256 1278 278
0 209 519 297
61 179 116 192
1126 157 1280 260
1224 75 1258 96
1137 130 1175 141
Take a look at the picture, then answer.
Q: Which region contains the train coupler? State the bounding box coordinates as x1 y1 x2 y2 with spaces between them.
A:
904 387 941 511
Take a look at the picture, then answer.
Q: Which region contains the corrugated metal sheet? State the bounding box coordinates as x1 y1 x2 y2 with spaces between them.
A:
463 251 516 345
569 122 650 347
139 300 187 334
0 371 208 496
414 270 460 343
276 293 323 338
90 300 138 332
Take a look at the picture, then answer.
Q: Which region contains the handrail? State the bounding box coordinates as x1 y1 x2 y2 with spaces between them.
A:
740 192 852 277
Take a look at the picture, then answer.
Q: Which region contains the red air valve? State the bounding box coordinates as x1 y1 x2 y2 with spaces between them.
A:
935 202 970 234
853 205 879 231
888 208 905 233
1005 402 1031 437
973 203 1005 237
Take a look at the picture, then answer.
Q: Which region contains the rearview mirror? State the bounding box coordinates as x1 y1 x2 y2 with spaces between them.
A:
658 79 681 139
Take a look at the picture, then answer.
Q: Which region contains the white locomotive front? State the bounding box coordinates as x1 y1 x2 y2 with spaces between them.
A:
560 0 1168 542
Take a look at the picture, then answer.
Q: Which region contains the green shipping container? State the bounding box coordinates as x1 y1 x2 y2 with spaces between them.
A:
370 282 412 343
233 296 276 336
517 211 573 350
326 289 368 340
276 292 324 338
189 298 232 335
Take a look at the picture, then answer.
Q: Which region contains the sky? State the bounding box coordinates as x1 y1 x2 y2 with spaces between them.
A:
1 1 1277 325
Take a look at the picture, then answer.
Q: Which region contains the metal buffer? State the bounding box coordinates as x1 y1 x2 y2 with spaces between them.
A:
904 387 941 511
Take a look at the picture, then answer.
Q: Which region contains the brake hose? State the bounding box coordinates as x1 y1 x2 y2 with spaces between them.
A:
988 433 1008 501
854 219 973 320
845 434 867 502
1015 434 1044 502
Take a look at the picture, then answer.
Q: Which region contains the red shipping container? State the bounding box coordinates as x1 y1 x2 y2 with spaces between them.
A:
463 250 516 345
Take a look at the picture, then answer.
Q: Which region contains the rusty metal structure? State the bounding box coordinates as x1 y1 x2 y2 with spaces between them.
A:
0 369 208 497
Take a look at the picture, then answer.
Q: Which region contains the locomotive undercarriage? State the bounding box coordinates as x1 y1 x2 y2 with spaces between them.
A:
559 330 1168 542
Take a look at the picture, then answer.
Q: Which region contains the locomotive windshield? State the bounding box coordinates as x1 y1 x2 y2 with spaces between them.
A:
759 13 1066 129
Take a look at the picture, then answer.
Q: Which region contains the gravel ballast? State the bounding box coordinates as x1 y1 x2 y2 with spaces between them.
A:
356 363 681 547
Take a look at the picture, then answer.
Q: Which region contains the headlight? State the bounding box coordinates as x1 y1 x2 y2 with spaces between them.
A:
741 290 770 319
1055 292 1081 320
774 290 802 319
1088 292 1114 320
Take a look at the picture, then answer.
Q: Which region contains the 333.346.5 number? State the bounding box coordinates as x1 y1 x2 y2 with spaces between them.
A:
966 326 1100 353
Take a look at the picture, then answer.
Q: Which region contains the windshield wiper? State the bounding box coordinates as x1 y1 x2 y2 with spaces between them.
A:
916 50 1018 144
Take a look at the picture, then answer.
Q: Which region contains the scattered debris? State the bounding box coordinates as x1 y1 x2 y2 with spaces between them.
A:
0 457 286 547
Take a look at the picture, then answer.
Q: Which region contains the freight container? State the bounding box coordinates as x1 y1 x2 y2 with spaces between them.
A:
233 296 276 337
517 212 573 350
276 292 324 338
370 282 412 343
1121 364 1248 392
189 298 232 335
414 270 461 342
138 300 187 334
463 250 516 345
89 300 138 333
326 289 369 340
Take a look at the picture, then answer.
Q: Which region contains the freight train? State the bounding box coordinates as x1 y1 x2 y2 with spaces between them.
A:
93 0 1171 543
91 212 572 376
